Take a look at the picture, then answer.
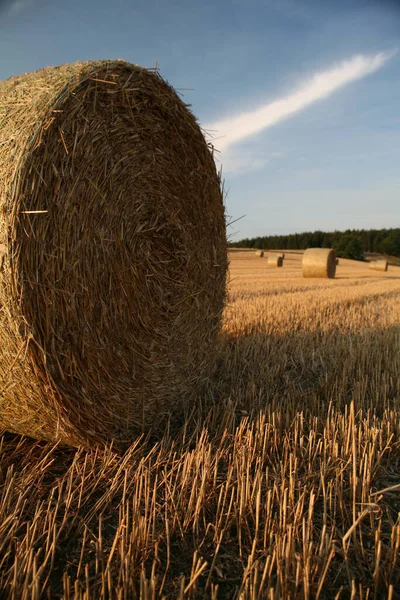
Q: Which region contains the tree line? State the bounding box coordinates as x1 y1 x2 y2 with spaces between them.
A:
231 228 400 260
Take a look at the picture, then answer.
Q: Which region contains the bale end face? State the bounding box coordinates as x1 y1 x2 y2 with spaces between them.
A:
0 60 227 448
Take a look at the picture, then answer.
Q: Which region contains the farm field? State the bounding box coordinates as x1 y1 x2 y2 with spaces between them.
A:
1 251 400 599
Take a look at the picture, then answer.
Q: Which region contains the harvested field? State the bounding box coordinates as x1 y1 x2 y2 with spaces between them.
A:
0 251 400 598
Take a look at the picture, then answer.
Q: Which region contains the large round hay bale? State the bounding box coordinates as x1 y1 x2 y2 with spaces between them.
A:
255 250 264 257
302 248 336 278
370 259 388 272
0 60 227 447
267 255 283 267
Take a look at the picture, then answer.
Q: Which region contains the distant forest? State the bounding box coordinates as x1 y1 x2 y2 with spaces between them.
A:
231 228 400 260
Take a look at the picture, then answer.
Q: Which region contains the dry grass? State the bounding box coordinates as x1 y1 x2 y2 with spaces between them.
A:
1 251 400 599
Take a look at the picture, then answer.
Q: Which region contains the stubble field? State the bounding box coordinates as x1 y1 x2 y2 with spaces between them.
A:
1 251 400 599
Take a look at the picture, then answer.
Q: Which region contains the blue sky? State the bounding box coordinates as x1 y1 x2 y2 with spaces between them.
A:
0 0 399 240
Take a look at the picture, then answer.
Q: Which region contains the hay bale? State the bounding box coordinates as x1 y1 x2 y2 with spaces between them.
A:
335 258 339 266
302 248 336 278
255 250 264 257
0 60 227 448
267 255 283 267
370 259 388 272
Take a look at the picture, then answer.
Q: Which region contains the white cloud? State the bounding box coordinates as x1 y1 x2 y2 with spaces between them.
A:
8 0 32 15
206 50 397 153
264 0 314 22
218 149 283 175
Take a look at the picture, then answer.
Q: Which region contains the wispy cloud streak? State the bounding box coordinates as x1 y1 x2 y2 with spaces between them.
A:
206 51 396 152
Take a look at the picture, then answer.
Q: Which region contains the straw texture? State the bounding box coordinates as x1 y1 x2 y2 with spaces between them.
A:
255 250 264 257
267 255 283 268
302 248 336 278
0 60 227 447
370 259 388 272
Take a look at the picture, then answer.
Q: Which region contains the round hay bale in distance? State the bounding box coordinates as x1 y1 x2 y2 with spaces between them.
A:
0 60 227 448
255 250 264 257
268 255 283 268
335 258 339 266
369 259 388 272
302 248 336 278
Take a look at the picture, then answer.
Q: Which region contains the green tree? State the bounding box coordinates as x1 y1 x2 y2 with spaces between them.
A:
335 234 364 261
380 231 400 257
